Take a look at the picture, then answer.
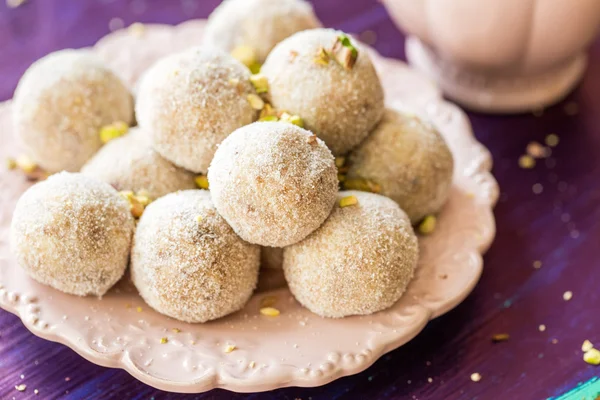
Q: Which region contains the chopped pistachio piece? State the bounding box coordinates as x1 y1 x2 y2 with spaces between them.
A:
119 190 134 201
583 348 600 365
135 194 151 207
224 344 237 353
247 93 265 110
249 74 269 94
195 175 209 190
249 63 261 74
260 307 280 317
16 154 37 173
171 328 181 333
418 215 437 235
343 178 380 193
260 103 276 118
582 340 594 352
160 337 168 344
15 384 27 392
119 190 152 219
339 195 358 208
313 46 330 66
331 33 358 69
279 112 304 127
6 157 17 170
100 121 128 144
196 215 203 223
231 45 256 67
491 333 510 343
259 115 279 122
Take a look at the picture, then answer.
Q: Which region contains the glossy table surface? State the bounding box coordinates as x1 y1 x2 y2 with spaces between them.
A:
1 1 599 399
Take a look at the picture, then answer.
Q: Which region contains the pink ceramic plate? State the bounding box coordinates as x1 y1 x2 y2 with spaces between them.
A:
0 20 498 393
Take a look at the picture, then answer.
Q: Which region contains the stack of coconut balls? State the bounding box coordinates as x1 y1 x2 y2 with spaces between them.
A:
9 0 453 322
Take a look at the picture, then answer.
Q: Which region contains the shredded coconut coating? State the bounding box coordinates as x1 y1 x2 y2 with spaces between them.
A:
135 47 257 173
283 191 419 318
131 190 260 323
208 122 338 247
261 246 283 269
12 49 134 173
261 28 384 155
81 127 196 199
10 172 135 296
204 0 321 63
347 109 454 224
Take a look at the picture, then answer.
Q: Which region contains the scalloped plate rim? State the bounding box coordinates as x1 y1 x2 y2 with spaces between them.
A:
0 19 499 394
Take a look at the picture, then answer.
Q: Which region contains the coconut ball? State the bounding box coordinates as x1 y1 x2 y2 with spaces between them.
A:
345 109 454 224
81 127 196 199
208 122 338 247
284 191 419 318
136 47 257 173
204 0 321 63
12 49 134 173
261 246 283 269
10 172 134 296
261 28 384 155
131 190 260 323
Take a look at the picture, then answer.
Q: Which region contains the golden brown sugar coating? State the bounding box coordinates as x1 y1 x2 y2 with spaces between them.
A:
12 49 134 173
81 127 196 199
135 47 257 173
208 122 338 247
10 172 135 296
131 190 260 323
261 28 384 155
204 0 321 63
283 191 419 318
346 109 454 224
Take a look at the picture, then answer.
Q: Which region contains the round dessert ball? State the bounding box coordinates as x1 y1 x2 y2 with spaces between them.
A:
131 190 260 323
81 127 196 199
261 246 283 269
261 28 384 155
346 109 454 224
10 172 135 296
13 49 134 173
204 0 321 63
208 122 338 247
284 191 419 318
136 47 257 173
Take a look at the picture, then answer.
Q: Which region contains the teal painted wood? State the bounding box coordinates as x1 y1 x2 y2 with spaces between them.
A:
1 1 599 399
550 377 600 400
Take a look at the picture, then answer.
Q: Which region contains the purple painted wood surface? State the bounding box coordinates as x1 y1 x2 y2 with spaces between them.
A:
1 0 599 399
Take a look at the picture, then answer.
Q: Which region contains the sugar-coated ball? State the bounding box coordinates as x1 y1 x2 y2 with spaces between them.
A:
261 29 384 155
136 47 257 173
284 191 419 318
131 190 260 323
208 122 338 247
10 172 135 296
13 49 134 172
